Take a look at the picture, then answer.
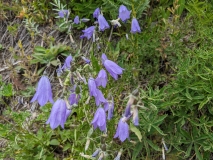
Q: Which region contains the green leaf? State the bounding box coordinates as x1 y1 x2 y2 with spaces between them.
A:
49 139 60 145
152 125 166 136
130 123 142 142
34 46 46 53
87 127 93 137
91 54 100 73
63 143 71 151
50 60 59 66
185 143 193 158
146 139 161 151
132 142 143 160
194 144 203 160
2 83 13 97
199 97 211 110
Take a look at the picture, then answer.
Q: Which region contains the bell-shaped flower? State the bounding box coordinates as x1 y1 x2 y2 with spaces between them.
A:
93 8 100 19
69 93 81 105
88 77 98 97
58 10 69 18
98 14 110 31
101 54 124 80
114 117 129 142
95 69 108 88
130 18 141 33
118 5 131 22
46 99 71 129
74 15 80 24
61 55 72 70
94 89 107 106
31 76 54 106
91 107 106 131
132 106 139 126
80 26 95 40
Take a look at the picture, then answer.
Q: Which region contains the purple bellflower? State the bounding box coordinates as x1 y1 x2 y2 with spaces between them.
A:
114 117 129 142
80 26 95 40
102 54 124 80
95 69 108 88
69 93 81 105
124 95 135 117
61 55 72 70
132 106 139 126
31 76 54 106
118 5 131 22
124 104 131 117
46 99 71 129
94 89 107 106
88 77 98 97
98 14 110 31
74 15 80 24
131 18 141 33
58 10 68 18
91 107 106 131
93 8 100 19
104 101 109 111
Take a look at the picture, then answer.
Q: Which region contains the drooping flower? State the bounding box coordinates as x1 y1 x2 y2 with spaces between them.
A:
130 18 141 33
124 104 131 117
74 15 80 24
101 54 124 80
98 14 110 31
118 5 131 22
61 55 72 70
80 26 95 40
132 106 139 126
91 107 106 131
95 69 107 88
58 10 69 18
88 77 98 97
69 93 81 105
114 117 129 142
94 89 107 106
31 76 54 106
46 99 71 129
93 8 100 19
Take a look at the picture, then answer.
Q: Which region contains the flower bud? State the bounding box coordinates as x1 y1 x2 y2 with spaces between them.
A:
85 138 90 151
92 148 101 157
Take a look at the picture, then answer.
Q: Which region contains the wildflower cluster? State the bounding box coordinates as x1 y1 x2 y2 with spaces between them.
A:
30 4 142 159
